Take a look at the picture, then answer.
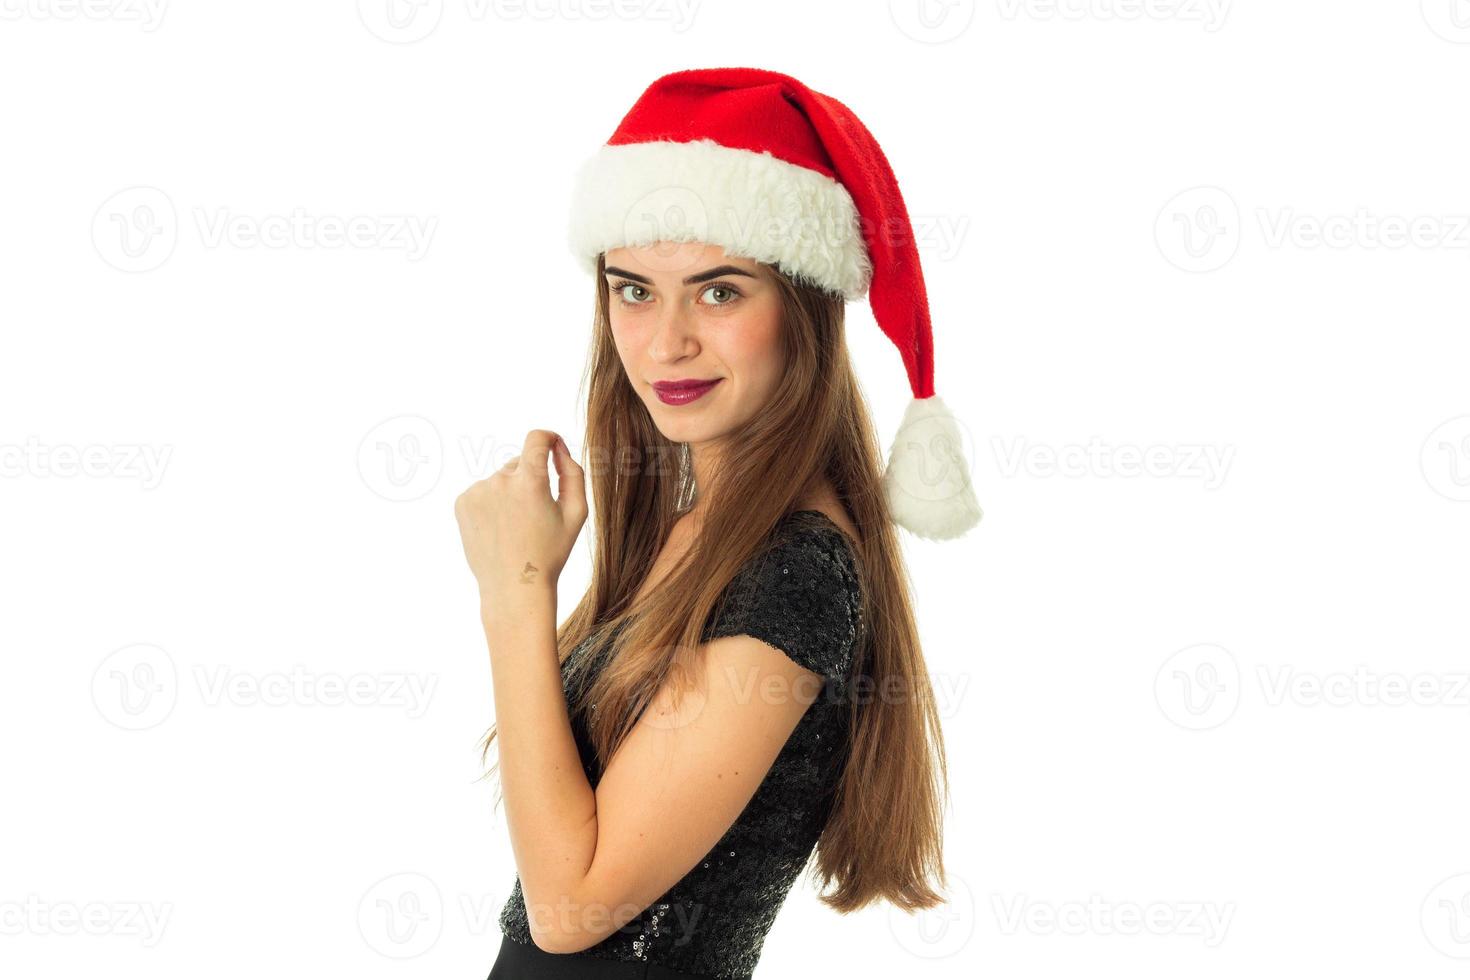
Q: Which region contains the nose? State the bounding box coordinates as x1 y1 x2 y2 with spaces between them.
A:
647 301 698 362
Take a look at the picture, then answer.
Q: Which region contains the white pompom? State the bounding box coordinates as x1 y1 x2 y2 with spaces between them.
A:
881 393 983 541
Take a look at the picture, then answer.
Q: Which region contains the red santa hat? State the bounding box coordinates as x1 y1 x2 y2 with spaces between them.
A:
567 67 982 541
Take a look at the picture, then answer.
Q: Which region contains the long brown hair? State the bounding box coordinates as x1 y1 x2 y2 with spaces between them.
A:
478 252 950 913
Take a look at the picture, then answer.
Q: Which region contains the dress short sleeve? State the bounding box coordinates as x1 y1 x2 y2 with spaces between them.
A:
703 515 863 681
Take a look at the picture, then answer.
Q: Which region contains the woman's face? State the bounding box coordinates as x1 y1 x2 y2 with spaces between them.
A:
603 242 784 450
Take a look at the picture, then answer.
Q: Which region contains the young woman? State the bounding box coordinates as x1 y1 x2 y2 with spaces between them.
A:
456 67 981 980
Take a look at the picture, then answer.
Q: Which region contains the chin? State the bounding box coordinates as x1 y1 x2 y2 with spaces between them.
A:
652 420 708 444
648 410 721 445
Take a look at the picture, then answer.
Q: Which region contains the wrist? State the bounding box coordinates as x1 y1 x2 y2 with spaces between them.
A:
480 582 556 629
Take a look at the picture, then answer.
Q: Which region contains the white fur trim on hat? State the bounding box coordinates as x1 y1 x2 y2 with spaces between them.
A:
567 138 873 300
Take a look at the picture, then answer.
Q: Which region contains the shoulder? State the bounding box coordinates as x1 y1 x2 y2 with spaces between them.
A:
704 511 863 680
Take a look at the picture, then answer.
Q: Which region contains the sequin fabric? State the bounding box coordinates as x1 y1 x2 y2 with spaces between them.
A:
497 510 864 979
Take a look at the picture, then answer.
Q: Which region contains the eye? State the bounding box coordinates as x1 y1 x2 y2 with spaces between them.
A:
699 282 743 306
610 280 652 307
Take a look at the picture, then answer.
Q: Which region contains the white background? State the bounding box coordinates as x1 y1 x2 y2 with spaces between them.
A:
3 1 1469 978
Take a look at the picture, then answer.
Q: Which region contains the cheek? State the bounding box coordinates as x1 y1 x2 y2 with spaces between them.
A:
716 307 783 387
608 313 643 358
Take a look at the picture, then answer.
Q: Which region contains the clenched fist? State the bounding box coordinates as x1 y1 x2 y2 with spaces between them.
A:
454 429 587 617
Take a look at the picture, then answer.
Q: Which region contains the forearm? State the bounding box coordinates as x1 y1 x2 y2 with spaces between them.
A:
482 589 599 938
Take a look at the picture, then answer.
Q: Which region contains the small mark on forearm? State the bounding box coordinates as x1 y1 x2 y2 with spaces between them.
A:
519 561 540 585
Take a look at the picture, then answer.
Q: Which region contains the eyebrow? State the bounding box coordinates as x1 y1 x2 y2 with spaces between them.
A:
603 264 758 286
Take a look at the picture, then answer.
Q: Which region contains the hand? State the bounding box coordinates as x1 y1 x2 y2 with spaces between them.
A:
454 429 588 615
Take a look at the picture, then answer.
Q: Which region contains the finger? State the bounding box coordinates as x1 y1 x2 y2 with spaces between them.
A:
551 435 587 518
520 429 556 489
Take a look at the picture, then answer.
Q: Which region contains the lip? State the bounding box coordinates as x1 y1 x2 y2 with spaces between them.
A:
651 378 722 405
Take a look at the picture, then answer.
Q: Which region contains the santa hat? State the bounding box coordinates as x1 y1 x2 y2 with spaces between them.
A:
566 67 982 542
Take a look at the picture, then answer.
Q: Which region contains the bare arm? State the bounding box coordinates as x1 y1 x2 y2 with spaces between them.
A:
485 590 822 954
483 587 601 951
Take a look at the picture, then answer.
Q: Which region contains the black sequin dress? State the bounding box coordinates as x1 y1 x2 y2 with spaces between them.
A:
489 510 864 980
